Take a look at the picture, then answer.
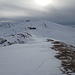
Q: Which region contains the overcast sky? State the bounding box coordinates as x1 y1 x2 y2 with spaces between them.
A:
0 0 75 24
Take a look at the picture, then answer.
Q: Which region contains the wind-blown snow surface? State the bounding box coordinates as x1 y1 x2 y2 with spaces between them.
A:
0 38 62 75
0 20 75 75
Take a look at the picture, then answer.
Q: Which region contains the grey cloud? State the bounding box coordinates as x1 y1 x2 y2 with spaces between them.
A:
0 0 75 24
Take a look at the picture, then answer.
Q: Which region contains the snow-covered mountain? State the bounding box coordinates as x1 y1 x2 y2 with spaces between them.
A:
0 19 75 75
0 19 75 47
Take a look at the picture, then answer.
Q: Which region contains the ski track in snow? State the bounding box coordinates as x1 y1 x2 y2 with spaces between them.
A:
33 57 50 72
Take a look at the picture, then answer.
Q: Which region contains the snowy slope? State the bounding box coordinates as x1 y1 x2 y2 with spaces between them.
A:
0 37 62 75
0 19 75 75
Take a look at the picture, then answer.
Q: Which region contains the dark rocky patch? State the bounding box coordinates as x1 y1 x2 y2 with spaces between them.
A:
26 20 31 22
28 27 36 30
47 39 54 42
0 38 7 44
17 34 27 38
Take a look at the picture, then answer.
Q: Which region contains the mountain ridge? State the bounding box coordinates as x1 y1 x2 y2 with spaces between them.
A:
0 19 75 47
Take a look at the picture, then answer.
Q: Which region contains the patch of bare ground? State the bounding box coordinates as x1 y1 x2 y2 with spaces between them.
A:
47 39 75 75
